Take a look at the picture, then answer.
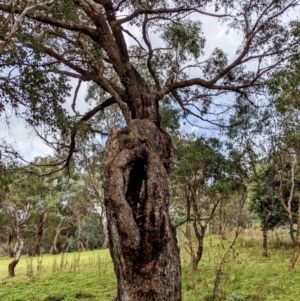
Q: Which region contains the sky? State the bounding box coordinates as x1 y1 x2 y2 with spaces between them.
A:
0 3 298 163
0 80 88 162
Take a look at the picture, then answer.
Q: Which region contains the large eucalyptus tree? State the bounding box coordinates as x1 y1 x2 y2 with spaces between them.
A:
0 0 299 300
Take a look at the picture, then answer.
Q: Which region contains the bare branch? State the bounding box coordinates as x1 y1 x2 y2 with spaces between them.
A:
72 79 82 114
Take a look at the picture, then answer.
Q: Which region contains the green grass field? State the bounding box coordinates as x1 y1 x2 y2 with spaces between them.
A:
1 231 300 301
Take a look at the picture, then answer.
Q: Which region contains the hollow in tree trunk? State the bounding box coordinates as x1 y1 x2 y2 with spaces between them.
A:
104 119 181 301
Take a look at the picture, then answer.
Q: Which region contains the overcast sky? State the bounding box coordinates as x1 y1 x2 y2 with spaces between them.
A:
1 5 297 162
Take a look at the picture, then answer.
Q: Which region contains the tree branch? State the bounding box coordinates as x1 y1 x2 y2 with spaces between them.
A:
0 3 98 40
117 6 231 25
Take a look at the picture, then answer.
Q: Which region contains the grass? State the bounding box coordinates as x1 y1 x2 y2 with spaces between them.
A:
0 250 116 301
0 230 300 301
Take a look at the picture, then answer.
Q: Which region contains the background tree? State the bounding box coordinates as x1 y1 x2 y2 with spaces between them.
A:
26 157 67 256
172 137 246 270
74 140 109 248
268 55 300 269
248 160 289 256
1 166 36 277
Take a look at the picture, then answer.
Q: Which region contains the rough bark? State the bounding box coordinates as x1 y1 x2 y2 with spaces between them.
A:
104 119 181 301
31 211 47 256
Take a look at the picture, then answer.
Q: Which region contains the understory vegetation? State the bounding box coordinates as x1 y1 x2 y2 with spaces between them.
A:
0 229 299 301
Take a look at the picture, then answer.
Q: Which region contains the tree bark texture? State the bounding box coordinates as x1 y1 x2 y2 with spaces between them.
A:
104 119 181 301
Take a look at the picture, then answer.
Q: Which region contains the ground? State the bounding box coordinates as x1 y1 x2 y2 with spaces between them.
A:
0 230 300 301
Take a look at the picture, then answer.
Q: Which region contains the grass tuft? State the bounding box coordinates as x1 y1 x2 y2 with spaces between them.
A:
75 292 95 299
44 296 65 301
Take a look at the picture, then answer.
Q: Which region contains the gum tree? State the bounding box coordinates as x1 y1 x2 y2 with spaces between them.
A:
1 166 36 277
0 0 299 299
269 57 300 269
172 137 246 270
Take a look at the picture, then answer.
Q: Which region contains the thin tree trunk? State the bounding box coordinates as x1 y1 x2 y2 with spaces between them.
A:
78 240 85 252
262 226 268 257
31 211 47 256
104 119 181 301
191 191 205 271
191 227 205 271
51 220 67 254
7 202 31 276
101 230 109 249
5 228 14 257
289 199 300 271
77 223 85 251
218 199 226 239
185 192 195 268
278 154 297 245
288 214 296 245
8 235 24 276
190 188 220 271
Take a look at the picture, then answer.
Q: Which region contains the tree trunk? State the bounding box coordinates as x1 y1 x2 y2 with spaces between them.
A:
8 238 24 277
218 199 226 239
288 214 295 245
102 230 109 249
104 119 181 301
191 227 205 271
262 226 268 257
51 233 60 254
262 209 272 257
289 199 300 271
31 211 47 256
78 239 85 252
5 229 14 257
50 220 66 254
